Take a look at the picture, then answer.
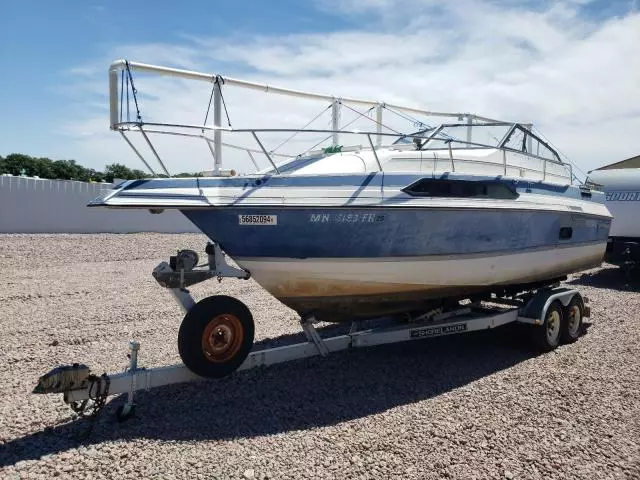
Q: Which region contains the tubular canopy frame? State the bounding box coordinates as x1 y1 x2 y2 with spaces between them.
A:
107 59 570 181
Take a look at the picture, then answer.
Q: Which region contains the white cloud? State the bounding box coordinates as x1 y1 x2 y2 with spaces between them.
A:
62 0 640 176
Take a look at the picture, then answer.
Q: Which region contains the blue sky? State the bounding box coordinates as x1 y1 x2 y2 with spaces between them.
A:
0 1 353 158
1 0 639 176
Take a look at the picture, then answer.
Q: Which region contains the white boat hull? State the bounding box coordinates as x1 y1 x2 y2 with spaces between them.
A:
237 241 606 321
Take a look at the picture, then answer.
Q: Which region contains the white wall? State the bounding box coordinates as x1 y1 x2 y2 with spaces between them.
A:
0 176 200 234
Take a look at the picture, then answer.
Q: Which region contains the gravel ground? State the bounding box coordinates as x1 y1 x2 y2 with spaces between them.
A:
1 233 639 480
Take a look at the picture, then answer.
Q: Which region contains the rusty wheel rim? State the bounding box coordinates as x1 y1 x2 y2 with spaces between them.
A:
201 314 243 363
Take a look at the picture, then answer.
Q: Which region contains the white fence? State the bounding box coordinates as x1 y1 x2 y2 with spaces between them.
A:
0 176 200 234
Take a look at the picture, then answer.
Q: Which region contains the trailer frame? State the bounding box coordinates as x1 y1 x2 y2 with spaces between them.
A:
33 271 588 422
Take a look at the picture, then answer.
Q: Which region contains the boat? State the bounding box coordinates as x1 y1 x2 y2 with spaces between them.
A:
90 60 613 324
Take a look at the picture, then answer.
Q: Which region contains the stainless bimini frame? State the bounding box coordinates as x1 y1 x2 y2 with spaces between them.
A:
107 59 573 182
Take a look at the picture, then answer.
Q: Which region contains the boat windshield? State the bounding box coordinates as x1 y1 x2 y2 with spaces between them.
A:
394 124 512 149
393 123 561 162
393 127 438 145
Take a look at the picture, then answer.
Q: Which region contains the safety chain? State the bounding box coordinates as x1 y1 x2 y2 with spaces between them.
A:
69 373 110 419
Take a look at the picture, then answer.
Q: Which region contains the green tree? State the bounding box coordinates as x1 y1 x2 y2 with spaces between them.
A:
131 169 150 179
103 163 149 182
2 154 38 176
0 152 181 181
84 168 105 182
50 159 87 180
33 157 55 179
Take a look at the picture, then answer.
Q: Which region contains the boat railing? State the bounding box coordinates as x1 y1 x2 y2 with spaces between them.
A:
113 121 572 184
107 59 573 184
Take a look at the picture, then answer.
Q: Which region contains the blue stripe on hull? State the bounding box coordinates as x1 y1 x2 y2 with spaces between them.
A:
118 173 606 204
182 207 611 259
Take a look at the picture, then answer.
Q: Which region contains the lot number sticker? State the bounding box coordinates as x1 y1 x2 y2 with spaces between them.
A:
239 214 278 225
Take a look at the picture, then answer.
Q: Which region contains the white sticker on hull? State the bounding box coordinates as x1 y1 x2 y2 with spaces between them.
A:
239 214 278 225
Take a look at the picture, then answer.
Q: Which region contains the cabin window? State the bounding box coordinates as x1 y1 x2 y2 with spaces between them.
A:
402 178 519 200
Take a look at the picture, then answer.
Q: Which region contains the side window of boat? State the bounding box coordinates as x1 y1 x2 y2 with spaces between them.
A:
402 179 519 199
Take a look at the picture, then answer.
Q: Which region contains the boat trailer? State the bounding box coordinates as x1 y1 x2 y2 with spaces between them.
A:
33 242 590 422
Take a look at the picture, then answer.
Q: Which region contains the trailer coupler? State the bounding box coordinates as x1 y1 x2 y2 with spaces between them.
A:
33 363 111 419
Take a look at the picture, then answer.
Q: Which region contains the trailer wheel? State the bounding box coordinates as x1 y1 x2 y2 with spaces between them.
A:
560 294 584 344
178 295 254 379
533 300 563 352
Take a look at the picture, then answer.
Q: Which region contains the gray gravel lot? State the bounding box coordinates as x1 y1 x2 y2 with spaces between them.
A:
1 233 639 479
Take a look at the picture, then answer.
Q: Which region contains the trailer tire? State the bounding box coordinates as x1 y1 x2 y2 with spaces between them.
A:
560 294 584 344
178 295 254 379
532 300 563 352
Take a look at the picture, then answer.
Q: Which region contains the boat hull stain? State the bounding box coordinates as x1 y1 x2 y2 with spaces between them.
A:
236 241 606 322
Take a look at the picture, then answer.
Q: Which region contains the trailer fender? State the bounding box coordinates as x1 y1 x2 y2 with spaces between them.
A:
517 288 587 325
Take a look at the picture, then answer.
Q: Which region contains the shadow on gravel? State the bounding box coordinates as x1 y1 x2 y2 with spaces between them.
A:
3 323 550 466
567 264 640 291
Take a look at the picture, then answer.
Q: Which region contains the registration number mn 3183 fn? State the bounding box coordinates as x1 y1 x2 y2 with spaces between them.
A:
238 214 278 225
